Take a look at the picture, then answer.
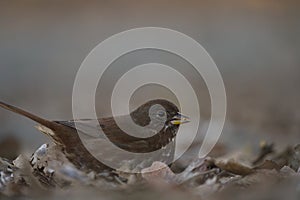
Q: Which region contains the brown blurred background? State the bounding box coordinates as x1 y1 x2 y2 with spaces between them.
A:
0 0 299 157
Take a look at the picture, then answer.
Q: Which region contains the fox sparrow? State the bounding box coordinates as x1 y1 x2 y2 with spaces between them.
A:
0 99 189 172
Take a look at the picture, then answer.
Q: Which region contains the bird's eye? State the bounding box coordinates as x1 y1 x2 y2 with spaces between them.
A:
156 110 166 118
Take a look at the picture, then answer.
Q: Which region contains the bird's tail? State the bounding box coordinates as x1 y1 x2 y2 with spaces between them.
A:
0 101 58 130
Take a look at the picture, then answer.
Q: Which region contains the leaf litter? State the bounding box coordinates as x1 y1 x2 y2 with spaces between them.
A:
0 138 300 199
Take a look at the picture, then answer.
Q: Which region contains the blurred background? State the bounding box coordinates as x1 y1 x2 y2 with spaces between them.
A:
0 0 299 159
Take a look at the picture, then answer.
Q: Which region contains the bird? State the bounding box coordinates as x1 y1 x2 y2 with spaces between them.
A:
0 99 190 173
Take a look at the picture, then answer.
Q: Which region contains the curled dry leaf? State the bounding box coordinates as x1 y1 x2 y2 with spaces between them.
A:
0 157 15 190
252 142 274 165
289 144 300 171
214 159 254 176
254 160 281 171
141 161 178 185
272 144 300 171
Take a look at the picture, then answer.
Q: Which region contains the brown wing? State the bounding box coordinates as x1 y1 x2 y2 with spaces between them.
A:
55 118 153 150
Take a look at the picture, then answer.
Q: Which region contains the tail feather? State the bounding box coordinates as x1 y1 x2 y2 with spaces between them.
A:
0 101 58 130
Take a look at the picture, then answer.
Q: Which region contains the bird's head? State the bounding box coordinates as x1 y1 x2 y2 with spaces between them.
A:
130 99 190 132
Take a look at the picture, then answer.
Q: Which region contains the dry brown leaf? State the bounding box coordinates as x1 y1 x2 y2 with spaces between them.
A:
254 160 281 171
215 159 254 176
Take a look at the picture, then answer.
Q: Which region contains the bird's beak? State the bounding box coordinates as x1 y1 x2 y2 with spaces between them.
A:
170 113 190 125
